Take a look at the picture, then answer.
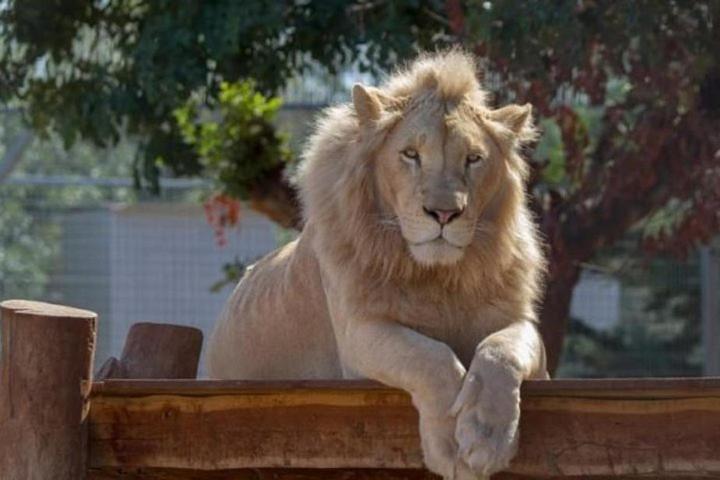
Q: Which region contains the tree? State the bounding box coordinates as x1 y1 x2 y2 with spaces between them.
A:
0 0 446 225
2 1 719 372
450 1 720 370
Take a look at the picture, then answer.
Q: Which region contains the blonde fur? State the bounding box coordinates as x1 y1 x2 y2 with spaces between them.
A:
207 50 548 479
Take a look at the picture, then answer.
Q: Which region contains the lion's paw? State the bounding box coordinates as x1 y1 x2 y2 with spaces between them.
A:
452 457 490 480
418 414 459 479
450 369 521 477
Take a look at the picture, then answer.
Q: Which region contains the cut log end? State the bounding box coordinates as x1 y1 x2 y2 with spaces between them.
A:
1 299 97 480
1 298 97 320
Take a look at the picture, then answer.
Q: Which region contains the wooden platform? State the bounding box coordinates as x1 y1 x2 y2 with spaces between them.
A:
3 300 720 479
88 378 720 479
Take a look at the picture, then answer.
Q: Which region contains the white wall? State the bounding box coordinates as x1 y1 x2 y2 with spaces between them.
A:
106 203 278 373
570 271 621 331
53 203 279 374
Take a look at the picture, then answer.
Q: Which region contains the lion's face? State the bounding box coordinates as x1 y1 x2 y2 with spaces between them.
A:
300 52 536 284
373 98 508 266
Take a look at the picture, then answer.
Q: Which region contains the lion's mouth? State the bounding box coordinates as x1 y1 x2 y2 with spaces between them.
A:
412 237 464 249
407 236 467 266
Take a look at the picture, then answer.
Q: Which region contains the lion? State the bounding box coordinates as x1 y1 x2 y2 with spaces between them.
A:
206 50 548 479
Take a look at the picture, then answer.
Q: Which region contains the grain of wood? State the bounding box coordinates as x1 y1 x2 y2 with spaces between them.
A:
88 378 720 478
0 299 97 480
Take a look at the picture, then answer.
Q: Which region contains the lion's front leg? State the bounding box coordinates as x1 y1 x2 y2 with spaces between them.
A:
336 318 467 479
451 320 548 477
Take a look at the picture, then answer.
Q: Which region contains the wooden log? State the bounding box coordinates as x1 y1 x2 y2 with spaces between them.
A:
88 378 720 478
96 322 203 380
0 299 97 480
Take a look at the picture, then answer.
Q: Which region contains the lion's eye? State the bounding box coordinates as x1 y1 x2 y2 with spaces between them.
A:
401 148 420 164
466 153 484 166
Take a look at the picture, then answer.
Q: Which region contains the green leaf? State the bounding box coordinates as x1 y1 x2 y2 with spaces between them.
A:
535 118 566 184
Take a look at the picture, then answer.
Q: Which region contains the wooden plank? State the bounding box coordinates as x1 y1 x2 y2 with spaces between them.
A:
90 377 720 399
1 299 97 480
90 389 419 470
88 378 720 477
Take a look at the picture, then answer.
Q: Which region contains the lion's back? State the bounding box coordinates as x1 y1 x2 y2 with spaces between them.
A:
205 233 342 379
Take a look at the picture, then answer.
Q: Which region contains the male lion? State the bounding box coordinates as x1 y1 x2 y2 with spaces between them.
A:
207 50 548 479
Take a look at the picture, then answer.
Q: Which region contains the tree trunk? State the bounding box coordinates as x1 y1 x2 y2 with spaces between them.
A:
247 164 302 229
538 261 581 375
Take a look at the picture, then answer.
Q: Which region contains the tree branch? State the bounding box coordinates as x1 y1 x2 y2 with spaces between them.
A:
561 110 720 261
247 164 302 229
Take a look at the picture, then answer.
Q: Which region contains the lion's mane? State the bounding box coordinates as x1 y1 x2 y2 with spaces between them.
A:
296 50 545 317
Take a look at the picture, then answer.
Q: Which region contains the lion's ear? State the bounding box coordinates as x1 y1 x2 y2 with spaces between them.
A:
488 104 537 143
352 84 384 126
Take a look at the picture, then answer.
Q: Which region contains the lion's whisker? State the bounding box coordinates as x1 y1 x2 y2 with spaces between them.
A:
376 214 401 228
378 218 401 232
474 223 496 236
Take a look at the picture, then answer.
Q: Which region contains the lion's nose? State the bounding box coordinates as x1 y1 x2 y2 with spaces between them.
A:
423 206 464 225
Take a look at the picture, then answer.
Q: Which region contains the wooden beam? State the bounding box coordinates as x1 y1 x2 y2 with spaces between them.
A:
88 378 720 478
89 377 720 399
0 299 97 480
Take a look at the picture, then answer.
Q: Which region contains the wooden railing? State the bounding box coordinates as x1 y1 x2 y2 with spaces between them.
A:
2 300 720 480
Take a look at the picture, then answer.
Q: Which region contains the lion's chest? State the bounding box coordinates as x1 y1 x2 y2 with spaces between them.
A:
390 292 513 368
323 266 518 369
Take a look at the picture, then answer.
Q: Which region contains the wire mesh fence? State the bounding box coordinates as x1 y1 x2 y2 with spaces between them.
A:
1 178 715 377
560 254 705 377
1 97 718 378
0 181 283 374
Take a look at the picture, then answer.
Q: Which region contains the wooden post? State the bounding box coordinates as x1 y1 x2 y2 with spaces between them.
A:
96 322 202 379
0 299 97 480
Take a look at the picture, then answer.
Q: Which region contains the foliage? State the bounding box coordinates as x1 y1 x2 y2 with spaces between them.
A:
175 81 293 243
450 1 720 369
0 191 57 299
0 0 447 190
0 111 137 300
175 81 292 199
209 256 249 293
